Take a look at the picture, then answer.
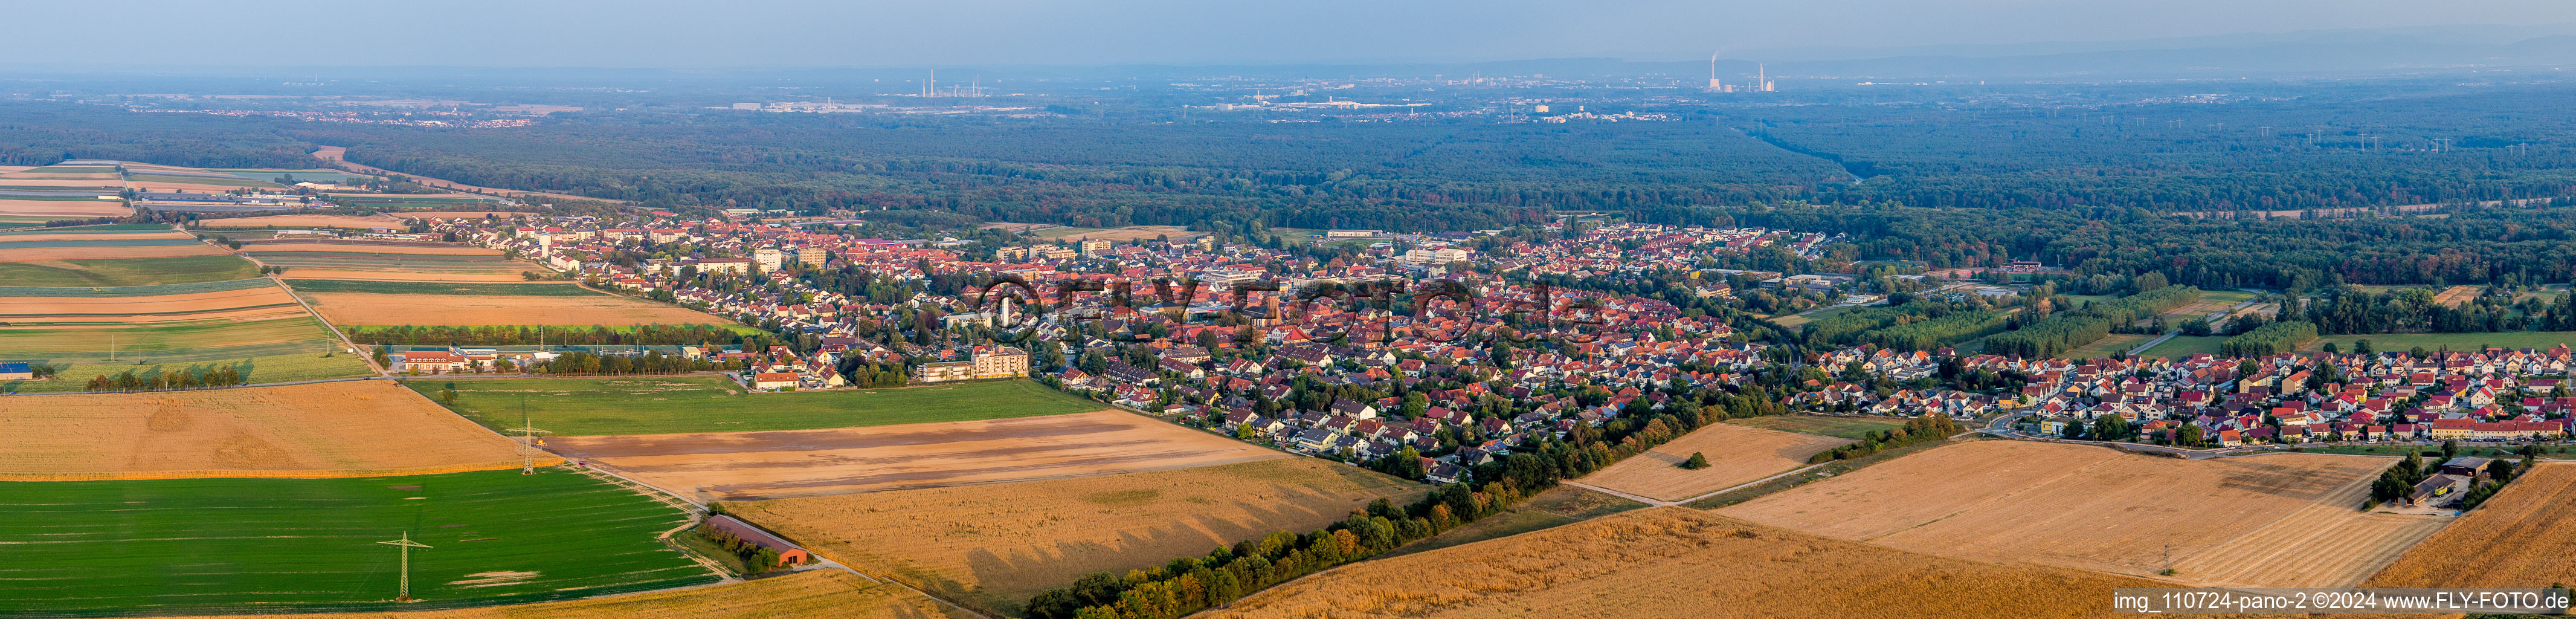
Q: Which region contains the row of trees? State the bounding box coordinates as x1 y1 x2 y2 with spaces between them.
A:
82 365 246 392
1814 414 1963 462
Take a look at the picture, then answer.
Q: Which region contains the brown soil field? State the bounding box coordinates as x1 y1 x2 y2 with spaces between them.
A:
0 199 133 218
726 458 1425 617
1580 423 1847 502
1719 441 2445 588
0 284 299 317
193 214 405 228
0 242 228 262
239 241 499 255
550 410 1290 501
302 291 729 326
1203 507 2301 619
2364 462 2575 588
271 269 540 282
130 181 274 193
0 381 540 480
0 231 192 242
1048 224 1208 243
0 178 125 187
163 570 975 619
2432 285 2481 308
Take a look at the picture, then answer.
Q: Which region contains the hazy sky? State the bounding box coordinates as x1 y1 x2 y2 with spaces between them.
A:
16 0 2576 68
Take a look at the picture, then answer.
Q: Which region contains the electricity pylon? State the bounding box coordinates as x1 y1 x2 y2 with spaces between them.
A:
504 397 551 475
376 531 433 601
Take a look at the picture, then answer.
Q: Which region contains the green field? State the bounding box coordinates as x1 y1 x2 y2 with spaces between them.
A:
0 317 340 366
207 169 373 183
2310 331 2576 353
1727 414 1910 439
0 468 718 617
0 255 259 287
411 377 1103 435
2138 334 2230 358
4 352 373 393
0 224 174 234
2057 333 2153 359
251 252 531 274
126 172 280 187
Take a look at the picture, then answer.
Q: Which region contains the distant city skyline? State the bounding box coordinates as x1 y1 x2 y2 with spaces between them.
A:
8 0 2575 69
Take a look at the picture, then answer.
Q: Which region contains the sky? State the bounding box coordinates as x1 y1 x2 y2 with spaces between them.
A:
14 0 2576 68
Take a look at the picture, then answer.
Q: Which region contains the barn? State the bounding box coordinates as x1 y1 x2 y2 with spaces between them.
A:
703 515 811 567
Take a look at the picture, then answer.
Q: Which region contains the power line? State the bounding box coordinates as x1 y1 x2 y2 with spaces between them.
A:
375 532 433 602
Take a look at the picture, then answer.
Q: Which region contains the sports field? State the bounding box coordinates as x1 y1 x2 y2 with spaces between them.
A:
1718 441 2447 588
1580 424 1847 502
7 352 376 394
1724 414 1911 439
550 409 1286 501
156 571 975 619
1200 507 2251 619
411 376 1100 435
0 381 532 479
0 468 718 617
726 458 1422 617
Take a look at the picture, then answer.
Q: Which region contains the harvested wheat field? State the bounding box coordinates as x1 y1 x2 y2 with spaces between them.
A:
549 410 1289 501
240 241 499 255
0 242 228 262
301 291 726 326
264 269 539 282
193 214 404 228
0 199 131 218
1203 507 2298 619
1580 423 1847 502
2364 462 2574 588
1719 441 2444 588
162 570 975 619
2432 285 2481 308
0 381 540 480
726 458 1424 617
0 284 300 318
0 231 195 243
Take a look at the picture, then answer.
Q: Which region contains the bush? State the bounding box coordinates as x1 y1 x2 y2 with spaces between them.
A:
1681 452 1711 469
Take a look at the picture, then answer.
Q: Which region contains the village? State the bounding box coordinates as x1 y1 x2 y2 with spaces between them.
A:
343 213 2576 499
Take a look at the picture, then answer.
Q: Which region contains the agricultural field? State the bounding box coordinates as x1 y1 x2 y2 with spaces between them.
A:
0 198 131 218
1724 413 1909 439
1579 424 1848 502
243 249 536 276
288 280 594 296
192 214 407 229
549 409 1285 501
0 253 261 286
8 352 376 394
2137 334 2230 359
1378 485 1647 558
1718 441 2448 588
159 571 974 619
2057 332 2151 358
2363 462 2576 589
724 458 1423 617
0 468 718 617
298 288 729 327
0 381 533 479
0 316 340 364
2307 331 2576 352
204 168 374 184
0 277 306 324
411 376 1100 435
1199 507 2262 619
240 240 499 255
0 235 227 261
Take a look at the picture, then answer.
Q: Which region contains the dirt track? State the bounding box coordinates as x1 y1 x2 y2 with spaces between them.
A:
550 410 1290 501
